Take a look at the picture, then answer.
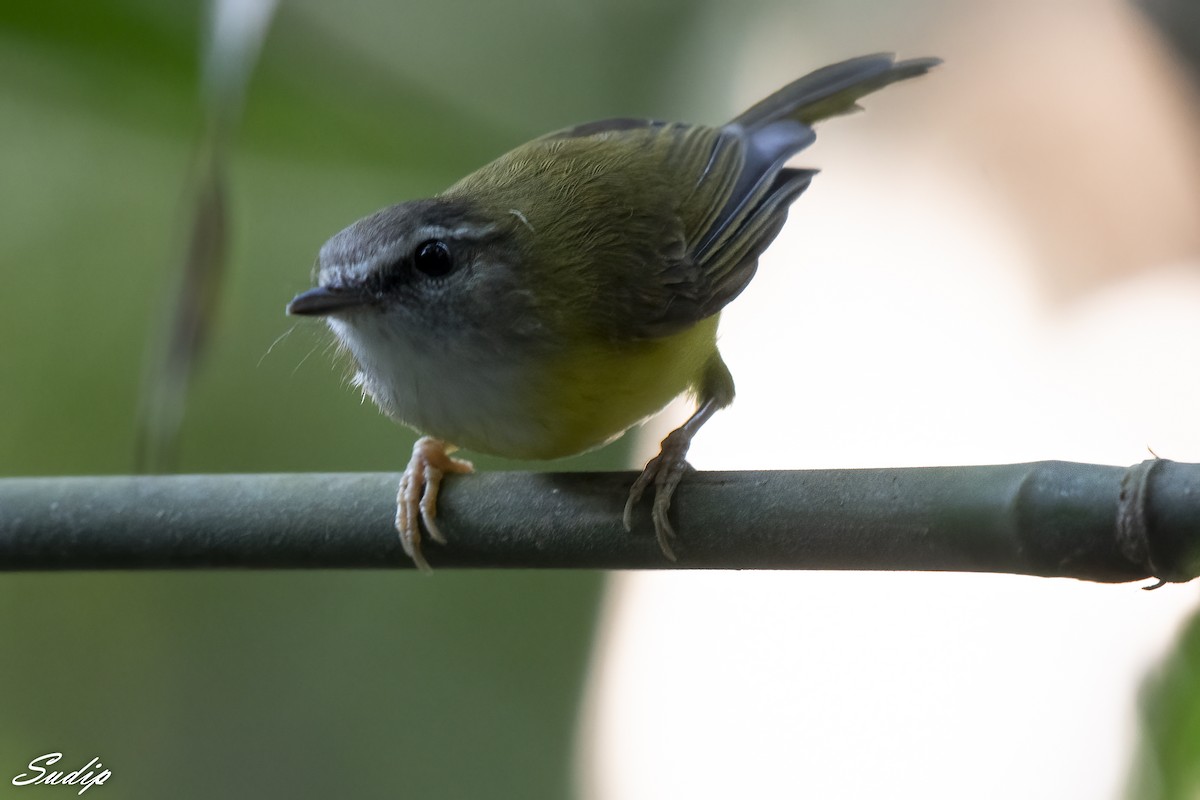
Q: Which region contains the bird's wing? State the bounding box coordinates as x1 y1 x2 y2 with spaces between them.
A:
532 117 817 340
500 54 938 341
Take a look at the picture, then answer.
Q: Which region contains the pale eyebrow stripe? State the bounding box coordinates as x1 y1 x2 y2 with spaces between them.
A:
420 223 501 242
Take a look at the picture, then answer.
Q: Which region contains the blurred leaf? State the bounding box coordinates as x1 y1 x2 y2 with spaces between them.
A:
1126 602 1200 799
136 0 276 471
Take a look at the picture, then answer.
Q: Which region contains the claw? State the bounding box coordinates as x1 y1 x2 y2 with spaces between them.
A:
623 396 723 561
622 469 652 532
394 436 473 571
625 427 693 561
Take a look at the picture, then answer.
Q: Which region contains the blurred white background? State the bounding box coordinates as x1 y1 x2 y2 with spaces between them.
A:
580 1 1200 796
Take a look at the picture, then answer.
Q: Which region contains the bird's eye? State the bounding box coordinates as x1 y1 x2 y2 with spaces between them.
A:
413 239 454 278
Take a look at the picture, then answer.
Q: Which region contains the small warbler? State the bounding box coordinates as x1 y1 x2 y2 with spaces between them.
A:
288 53 939 570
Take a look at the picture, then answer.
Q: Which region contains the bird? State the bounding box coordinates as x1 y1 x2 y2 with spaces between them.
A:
287 53 940 570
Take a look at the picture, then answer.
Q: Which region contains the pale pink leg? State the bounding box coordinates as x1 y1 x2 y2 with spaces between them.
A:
396 436 474 572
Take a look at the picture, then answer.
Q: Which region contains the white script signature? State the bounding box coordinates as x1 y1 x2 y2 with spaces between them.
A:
12 753 110 795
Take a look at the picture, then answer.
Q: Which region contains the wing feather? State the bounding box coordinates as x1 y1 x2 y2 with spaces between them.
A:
448 54 938 341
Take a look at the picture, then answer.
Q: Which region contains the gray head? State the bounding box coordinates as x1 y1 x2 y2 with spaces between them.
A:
287 197 534 352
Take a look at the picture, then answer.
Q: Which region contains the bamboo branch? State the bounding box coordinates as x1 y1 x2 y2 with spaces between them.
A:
0 460 1197 582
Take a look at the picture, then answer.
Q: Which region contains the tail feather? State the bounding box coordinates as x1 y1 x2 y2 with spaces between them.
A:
691 53 938 308
732 53 941 131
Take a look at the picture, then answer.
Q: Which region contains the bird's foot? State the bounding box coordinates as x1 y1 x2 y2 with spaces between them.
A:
623 426 696 562
396 436 474 572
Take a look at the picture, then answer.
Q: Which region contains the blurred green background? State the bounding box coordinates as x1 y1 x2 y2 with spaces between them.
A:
2 0 1200 797
0 0 684 796
3 0 850 795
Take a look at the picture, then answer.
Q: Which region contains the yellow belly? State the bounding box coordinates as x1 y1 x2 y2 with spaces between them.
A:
517 315 722 460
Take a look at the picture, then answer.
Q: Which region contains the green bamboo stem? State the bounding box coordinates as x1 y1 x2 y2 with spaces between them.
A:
0 460 1197 581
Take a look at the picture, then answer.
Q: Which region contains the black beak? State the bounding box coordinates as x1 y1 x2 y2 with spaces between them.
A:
286 286 372 316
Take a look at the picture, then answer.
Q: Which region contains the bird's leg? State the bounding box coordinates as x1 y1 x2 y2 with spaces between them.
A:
623 397 721 561
395 436 474 572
